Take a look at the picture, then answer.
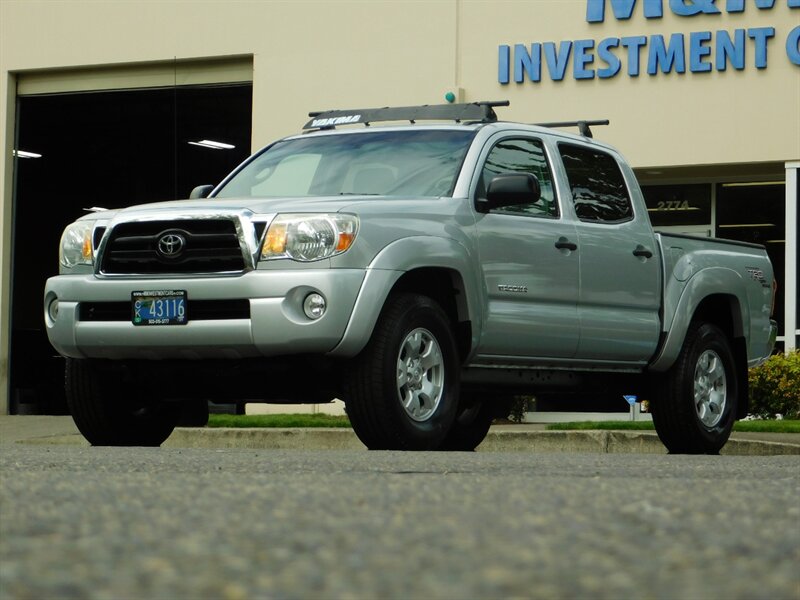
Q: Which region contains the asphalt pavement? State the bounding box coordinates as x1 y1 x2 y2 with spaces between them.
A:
1 445 798 599
1 415 798 455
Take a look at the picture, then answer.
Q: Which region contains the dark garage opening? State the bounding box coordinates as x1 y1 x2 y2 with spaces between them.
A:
10 83 253 413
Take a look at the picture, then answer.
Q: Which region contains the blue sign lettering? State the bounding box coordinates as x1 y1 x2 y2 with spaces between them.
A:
787 26 800 64
544 41 573 81
748 26 776 67
513 43 542 82
597 38 623 77
497 1 800 85
716 29 746 70
727 0 777 10
587 0 786 22
690 31 714 71
498 45 510 84
587 0 664 22
669 0 721 17
621 36 648 75
648 33 686 74
574 39 597 78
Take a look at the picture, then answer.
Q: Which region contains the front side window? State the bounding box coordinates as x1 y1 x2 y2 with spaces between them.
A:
558 143 633 223
479 138 558 218
215 129 476 199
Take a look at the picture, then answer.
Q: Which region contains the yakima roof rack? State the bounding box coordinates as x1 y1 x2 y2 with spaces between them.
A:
303 101 510 130
535 120 610 139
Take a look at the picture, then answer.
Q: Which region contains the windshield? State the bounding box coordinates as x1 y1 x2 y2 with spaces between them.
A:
215 129 477 198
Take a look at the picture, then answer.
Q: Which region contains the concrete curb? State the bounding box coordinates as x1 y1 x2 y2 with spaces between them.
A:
19 427 800 455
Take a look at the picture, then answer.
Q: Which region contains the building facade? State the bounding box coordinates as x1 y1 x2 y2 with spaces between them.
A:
1 0 798 413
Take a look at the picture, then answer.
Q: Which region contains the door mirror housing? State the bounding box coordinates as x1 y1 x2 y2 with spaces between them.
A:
477 173 541 213
189 184 214 199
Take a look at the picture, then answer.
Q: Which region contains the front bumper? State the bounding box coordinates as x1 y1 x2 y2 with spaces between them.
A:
44 269 367 360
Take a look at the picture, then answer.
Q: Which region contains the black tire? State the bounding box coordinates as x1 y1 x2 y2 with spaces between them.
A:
651 322 738 454
66 358 180 446
438 394 512 451
177 399 210 427
344 293 460 450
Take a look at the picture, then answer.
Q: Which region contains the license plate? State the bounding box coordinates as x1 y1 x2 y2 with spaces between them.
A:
132 290 187 326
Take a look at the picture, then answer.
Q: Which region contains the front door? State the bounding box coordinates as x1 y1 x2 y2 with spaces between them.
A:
474 135 580 360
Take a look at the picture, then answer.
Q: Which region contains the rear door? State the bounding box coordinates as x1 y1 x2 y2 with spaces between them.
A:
473 134 580 360
556 142 661 362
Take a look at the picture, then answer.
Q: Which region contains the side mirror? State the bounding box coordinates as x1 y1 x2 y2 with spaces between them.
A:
477 173 541 213
189 184 214 199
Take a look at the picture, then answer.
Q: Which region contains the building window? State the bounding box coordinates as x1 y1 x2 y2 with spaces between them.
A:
642 184 712 229
716 181 787 341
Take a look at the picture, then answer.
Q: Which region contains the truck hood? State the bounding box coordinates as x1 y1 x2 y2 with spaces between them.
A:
78 195 439 222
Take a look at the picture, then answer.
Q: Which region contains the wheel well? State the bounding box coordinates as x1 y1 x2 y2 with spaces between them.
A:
390 268 472 361
692 294 749 418
692 294 743 339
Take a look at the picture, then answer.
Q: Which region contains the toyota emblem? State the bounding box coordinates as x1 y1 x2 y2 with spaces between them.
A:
157 232 186 258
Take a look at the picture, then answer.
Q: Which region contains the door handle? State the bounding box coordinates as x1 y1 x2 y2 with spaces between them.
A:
633 245 653 259
555 237 578 251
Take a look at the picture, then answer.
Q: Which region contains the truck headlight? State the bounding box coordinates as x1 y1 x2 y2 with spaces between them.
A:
59 221 95 268
261 214 358 262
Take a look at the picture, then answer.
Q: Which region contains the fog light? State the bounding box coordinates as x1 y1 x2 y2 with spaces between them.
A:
47 298 59 322
303 293 326 320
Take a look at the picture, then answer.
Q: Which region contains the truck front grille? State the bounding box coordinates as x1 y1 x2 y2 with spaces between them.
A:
99 219 245 274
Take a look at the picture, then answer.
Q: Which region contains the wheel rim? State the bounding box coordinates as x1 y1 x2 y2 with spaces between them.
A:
396 327 444 422
694 349 727 428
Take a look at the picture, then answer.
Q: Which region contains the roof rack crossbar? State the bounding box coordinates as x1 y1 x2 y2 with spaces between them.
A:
535 119 610 139
303 101 510 130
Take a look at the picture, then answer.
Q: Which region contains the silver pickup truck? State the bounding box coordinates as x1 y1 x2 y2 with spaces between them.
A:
44 102 777 453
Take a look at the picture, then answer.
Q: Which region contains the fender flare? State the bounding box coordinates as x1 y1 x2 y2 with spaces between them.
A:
649 267 748 372
328 236 482 357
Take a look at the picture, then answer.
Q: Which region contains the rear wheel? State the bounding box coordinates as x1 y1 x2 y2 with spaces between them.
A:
651 322 738 454
438 394 512 451
344 293 459 450
66 358 180 446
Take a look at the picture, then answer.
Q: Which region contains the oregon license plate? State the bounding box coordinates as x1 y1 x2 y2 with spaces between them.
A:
132 290 187 326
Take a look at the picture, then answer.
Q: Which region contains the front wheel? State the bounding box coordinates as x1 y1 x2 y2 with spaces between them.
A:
344 293 459 450
66 358 180 446
651 322 738 454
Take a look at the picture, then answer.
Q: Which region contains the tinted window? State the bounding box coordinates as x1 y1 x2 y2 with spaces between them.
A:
559 143 633 223
480 138 558 218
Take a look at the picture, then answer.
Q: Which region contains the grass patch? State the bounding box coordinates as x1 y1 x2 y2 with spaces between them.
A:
208 413 351 429
734 420 800 433
207 414 799 433
546 420 800 433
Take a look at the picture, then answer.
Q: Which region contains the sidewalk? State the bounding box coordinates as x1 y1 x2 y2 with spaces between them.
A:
1 415 798 455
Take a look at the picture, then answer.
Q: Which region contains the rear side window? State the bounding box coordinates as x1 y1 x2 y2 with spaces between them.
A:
558 143 633 223
479 138 558 218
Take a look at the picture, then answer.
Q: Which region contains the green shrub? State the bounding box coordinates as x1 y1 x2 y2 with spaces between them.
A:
748 351 800 419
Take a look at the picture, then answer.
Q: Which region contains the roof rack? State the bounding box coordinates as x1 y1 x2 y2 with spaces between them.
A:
535 120 610 139
303 101 510 130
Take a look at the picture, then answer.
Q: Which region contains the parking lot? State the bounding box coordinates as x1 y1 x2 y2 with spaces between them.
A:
2 443 798 599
